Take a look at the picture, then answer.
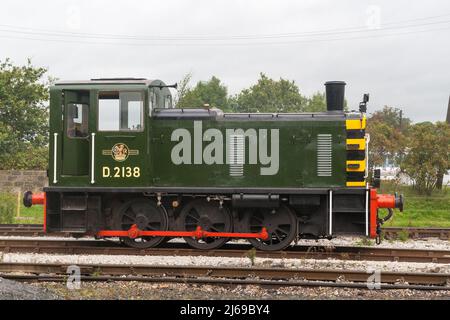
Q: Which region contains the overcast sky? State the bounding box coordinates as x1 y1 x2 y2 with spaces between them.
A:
1 0 449 122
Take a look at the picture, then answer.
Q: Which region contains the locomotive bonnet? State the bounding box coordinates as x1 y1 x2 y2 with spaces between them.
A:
24 78 403 250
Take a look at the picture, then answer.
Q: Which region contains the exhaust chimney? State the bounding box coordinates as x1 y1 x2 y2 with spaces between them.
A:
325 81 346 112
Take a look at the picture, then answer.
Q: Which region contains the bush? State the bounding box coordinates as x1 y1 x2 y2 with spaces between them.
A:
0 146 48 170
0 193 16 223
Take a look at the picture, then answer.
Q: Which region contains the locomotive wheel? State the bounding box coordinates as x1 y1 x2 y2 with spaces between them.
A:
115 199 168 249
179 199 232 250
243 205 297 251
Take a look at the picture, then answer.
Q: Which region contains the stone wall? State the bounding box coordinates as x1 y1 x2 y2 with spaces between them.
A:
0 170 48 193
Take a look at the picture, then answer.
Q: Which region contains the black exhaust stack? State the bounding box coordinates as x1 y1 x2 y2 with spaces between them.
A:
325 81 346 112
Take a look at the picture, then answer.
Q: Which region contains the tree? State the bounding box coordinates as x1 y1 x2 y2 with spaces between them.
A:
366 106 410 169
173 73 192 107
370 106 411 131
232 73 307 113
0 58 51 169
304 92 326 112
401 122 450 195
436 96 450 189
177 76 229 109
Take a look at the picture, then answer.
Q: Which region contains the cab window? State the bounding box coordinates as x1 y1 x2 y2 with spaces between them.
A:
149 90 157 113
164 94 172 109
98 91 143 131
67 103 89 138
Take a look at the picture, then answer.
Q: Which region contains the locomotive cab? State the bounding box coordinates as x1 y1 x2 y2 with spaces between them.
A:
43 78 173 232
49 78 172 186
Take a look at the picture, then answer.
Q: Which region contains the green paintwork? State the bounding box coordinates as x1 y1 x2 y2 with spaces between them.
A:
150 119 345 188
49 80 349 189
62 90 90 176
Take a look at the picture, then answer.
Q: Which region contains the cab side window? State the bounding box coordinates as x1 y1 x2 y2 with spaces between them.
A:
98 91 143 131
67 103 89 138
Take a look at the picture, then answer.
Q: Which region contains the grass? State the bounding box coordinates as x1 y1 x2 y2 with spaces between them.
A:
1 182 449 227
0 193 16 223
0 192 44 224
247 247 257 266
16 203 44 224
379 182 450 228
354 238 374 246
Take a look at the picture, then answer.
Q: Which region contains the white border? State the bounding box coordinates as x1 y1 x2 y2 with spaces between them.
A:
329 190 333 235
53 133 58 184
91 133 96 184
365 188 369 236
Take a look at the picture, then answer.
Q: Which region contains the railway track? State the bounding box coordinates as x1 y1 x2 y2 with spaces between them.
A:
1 224 449 291
1 224 449 239
0 262 449 290
1 238 450 264
383 227 450 240
0 224 449 265
0 224 66 237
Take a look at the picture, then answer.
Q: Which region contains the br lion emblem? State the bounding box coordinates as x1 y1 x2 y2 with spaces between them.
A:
102 143 139 161
112 143 129 162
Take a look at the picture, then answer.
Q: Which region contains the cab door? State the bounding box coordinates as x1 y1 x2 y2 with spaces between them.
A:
94 90 147 187
61 90 91 183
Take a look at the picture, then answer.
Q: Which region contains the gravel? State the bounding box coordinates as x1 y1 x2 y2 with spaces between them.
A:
296 236 450 251
0 277 60 300
1 236 449 275
1 234 450 250
29 281 450 300
2 251 450 275
1 235 450 299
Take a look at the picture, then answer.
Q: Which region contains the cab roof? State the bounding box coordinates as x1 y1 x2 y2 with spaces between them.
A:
54 78 156 86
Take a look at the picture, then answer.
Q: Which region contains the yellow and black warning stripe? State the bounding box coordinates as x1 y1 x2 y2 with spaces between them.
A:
346 117 366 130
347 160 366 172
346 115 366 187
346 138 365 151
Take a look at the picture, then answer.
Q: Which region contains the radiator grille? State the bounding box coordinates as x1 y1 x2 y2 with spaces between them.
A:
317 134 332 177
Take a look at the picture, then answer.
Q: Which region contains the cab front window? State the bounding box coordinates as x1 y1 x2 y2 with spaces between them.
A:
164 94 173 109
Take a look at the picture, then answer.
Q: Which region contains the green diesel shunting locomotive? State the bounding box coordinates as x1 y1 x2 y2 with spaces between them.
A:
24 78 403 250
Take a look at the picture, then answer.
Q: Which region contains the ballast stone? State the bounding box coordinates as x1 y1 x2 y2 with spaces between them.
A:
0 277 60 300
